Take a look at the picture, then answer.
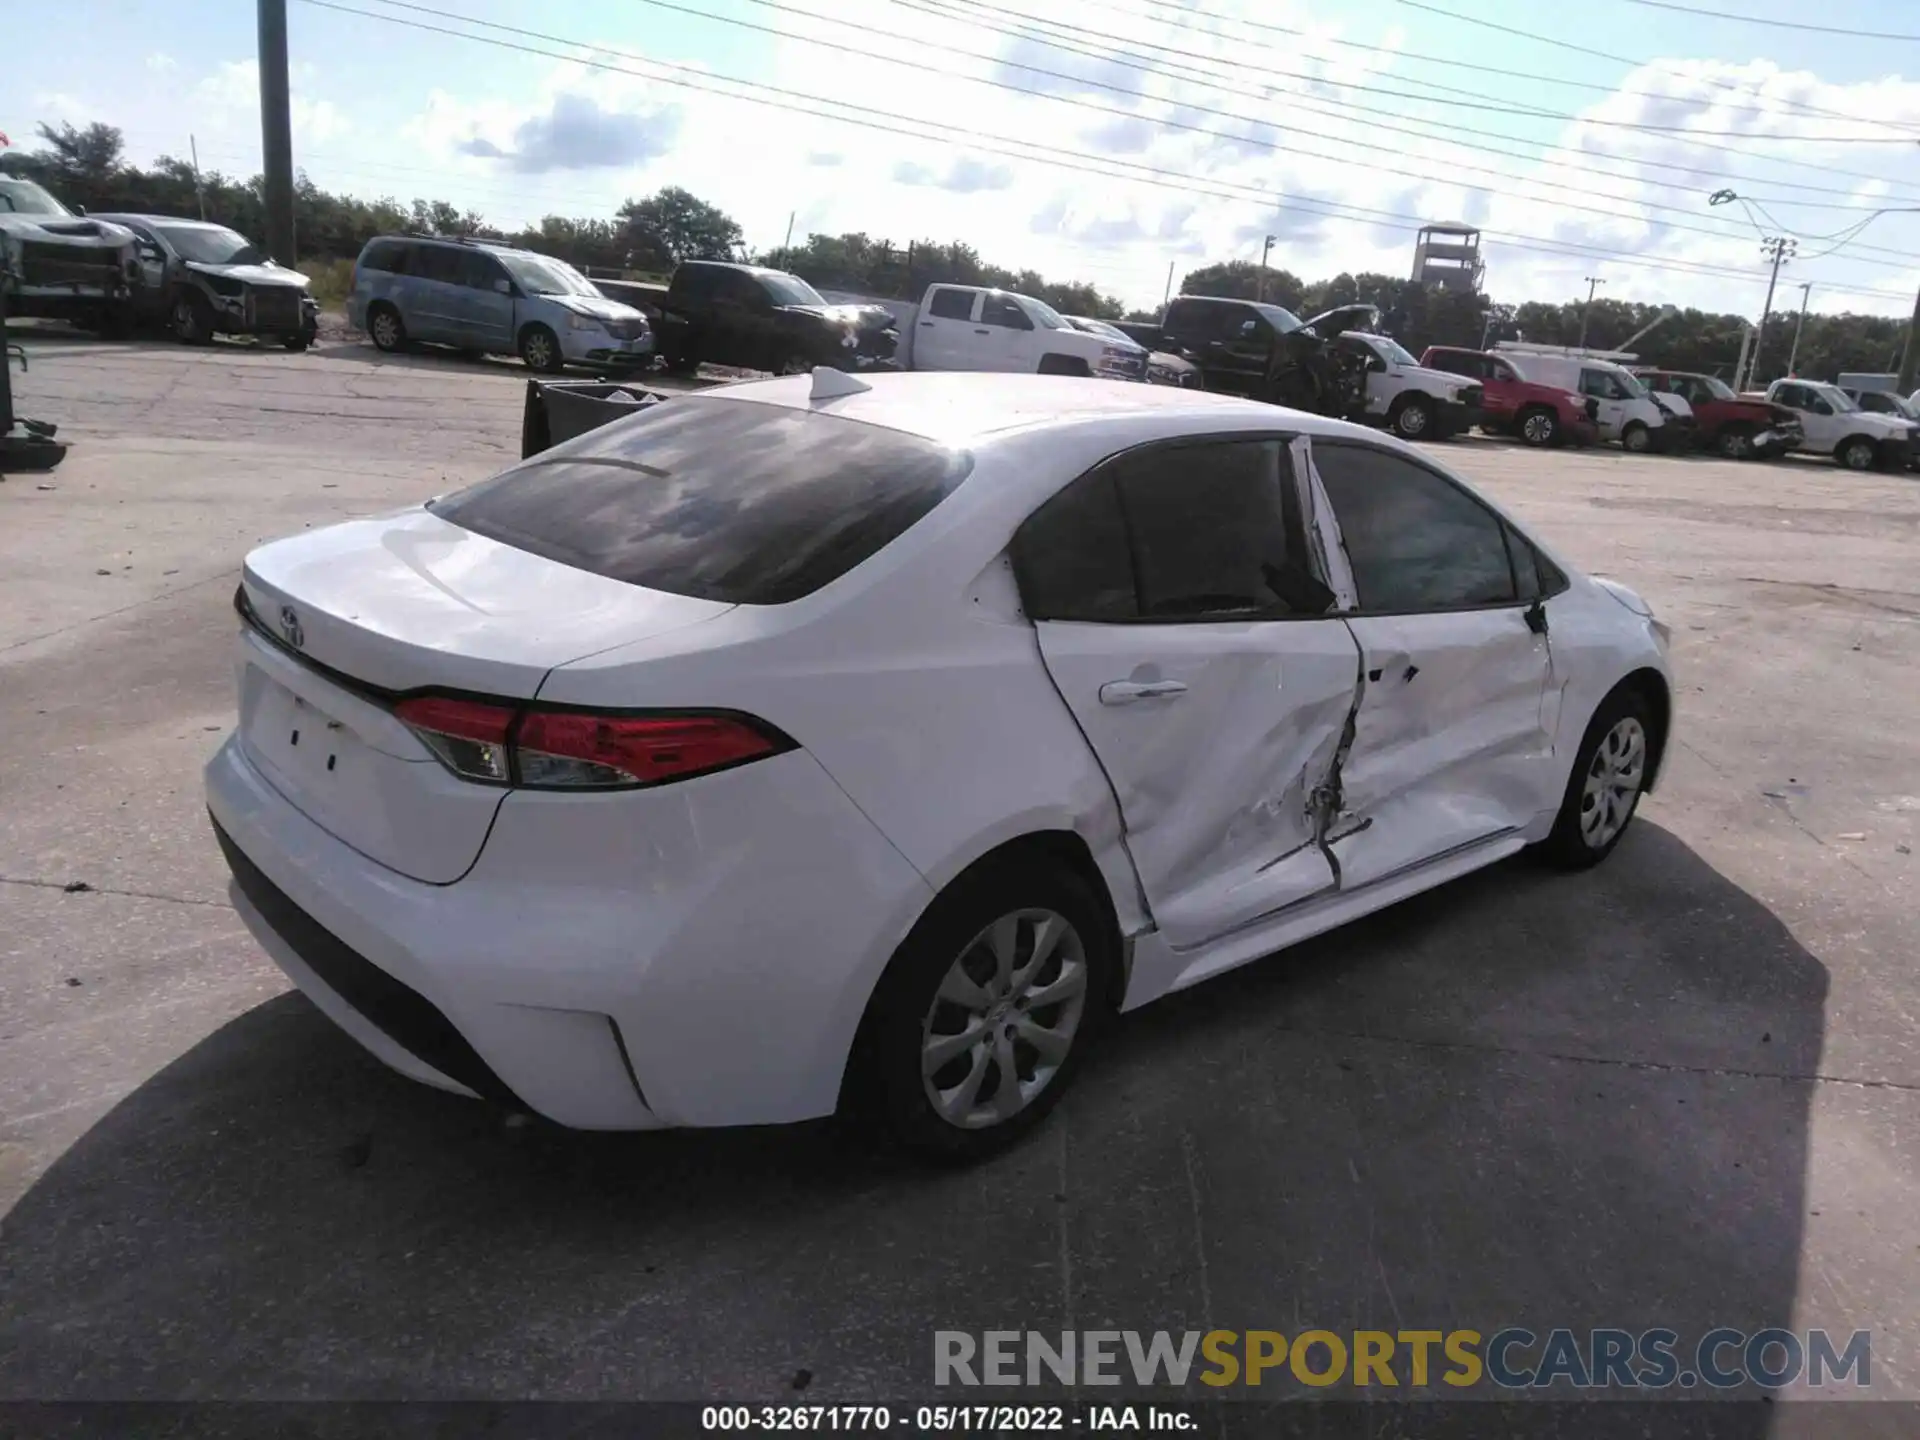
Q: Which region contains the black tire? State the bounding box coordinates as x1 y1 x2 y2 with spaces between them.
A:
848 855 1117 1163
169 291 214 346
1621 421 1651 454
1539 684 1658 870
282 333 312 352
1517 406 1560 448
1837 436 1876 471
661 348 700 376
1037 353 1092 377
518 323 565 374
1390 394 1434 440
1716 425 1754 460
366 303 406 353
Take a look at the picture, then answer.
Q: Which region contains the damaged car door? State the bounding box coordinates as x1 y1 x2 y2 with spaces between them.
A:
1304 440 1558 892
1014 437 1361 951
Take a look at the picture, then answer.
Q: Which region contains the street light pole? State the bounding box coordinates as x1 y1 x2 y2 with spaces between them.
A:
1748 235 1796 389
1577 276 1605 351
1258 234 1276 302
1898 283 1920 396
1786 282 1812 378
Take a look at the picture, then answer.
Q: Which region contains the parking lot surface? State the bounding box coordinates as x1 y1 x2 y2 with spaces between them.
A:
2 336 1917 1411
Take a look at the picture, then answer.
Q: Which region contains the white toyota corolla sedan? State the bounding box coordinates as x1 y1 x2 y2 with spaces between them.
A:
206 369 1672 1160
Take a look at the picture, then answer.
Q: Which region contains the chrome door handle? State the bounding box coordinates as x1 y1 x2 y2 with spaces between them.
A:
1099 679 1189 705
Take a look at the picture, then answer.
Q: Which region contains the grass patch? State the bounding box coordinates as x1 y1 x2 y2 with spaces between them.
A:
298 257 355 310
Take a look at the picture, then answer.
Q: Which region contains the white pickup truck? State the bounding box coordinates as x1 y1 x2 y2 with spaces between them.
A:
1332 330 1484 439
1758 378 1913 471
893 284 1146 380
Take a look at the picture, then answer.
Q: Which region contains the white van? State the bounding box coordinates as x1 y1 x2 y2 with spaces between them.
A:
1494 347 1681 452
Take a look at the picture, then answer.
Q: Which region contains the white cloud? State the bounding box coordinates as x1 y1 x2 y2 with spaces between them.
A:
388 0 1920 314
146 53 178 74
193 60 349 145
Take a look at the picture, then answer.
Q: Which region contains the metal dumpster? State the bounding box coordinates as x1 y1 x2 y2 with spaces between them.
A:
520 378 670 459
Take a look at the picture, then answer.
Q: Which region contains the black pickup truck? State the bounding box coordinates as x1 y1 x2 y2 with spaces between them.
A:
649 261 898 375
1126 295 1379 415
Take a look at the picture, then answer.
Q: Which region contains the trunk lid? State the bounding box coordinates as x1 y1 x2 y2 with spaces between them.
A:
236 506 734 882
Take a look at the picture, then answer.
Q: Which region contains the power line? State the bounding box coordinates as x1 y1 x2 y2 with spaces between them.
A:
910 0 1920 216
1609 0 1920 40
643 0 1920 270
288 0 1918 304
1391 0 1920 143
1129 0 1920 140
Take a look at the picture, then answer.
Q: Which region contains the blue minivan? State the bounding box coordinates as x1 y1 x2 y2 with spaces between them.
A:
347 234 652 372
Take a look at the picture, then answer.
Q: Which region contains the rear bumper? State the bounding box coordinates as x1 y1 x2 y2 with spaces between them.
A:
205 733 931 1130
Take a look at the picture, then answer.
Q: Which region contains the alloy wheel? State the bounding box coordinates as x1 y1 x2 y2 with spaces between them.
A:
1580 716 1646 850
920 908 1089 1130
370 311 401 350
524 331 555 370
1522 412 1555 445
1396 402 1429 437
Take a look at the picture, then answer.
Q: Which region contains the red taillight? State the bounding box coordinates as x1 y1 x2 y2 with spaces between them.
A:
517 711 780 789
395 697 786 790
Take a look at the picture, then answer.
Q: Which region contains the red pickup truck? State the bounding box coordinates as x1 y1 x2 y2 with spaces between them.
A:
1420 346 1598 447
1631 370 1802 459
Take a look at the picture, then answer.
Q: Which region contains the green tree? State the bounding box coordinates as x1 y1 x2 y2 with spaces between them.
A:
618 186 743 266
1177 259 1305 311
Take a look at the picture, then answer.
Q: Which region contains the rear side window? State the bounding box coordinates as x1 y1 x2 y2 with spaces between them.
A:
359 239 406 274
429 398 973 605
1013 439 1322 622
1311 442 1518 612
928 288 975 320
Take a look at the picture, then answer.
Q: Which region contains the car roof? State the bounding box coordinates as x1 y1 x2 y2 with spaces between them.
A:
708 370 1381 448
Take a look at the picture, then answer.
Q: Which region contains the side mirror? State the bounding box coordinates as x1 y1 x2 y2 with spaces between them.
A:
494 277 512 294
73 204 87 216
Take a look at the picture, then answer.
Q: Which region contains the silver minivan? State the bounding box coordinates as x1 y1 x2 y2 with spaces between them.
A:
346 235 652 372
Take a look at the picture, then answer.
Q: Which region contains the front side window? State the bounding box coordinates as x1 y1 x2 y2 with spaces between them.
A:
1013 440 1321 623
981 294 1033 330
1579 368 1621 401
927 287 975 321
153 224 264 266
429 397 973 605
1311 443 1518 612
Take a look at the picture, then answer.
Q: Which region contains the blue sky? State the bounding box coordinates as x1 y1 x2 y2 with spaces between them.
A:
8 0 1920 315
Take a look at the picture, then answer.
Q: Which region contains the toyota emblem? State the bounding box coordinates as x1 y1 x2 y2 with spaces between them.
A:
278 604 304 649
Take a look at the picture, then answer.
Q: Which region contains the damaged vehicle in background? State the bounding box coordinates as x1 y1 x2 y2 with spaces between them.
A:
205 369 1673 1162
1068 315 1201 387
1634 368 1801 460
653 261 897 375
95 213 319 349
0 177 139 334
1145 296 1375 418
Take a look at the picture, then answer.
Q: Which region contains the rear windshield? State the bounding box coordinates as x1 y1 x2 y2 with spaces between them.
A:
428 397 973 605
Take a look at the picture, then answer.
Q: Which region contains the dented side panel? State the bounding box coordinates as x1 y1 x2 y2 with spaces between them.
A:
1031 617 1360 953
1329 609 1559 891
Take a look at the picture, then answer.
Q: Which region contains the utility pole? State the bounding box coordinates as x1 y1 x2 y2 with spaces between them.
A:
257 0 296 265
1898 281 1920 396
1576 276 1605 352
1786 282 1812 378
1748 235 1796 388
1162 258 1174 312
1258 234 1276 302
782 210 795 254
189 134 208 221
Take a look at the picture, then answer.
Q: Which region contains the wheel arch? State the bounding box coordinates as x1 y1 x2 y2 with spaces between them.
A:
833 824 1133 1115
1037 352 1092 377
1614 665 1673 792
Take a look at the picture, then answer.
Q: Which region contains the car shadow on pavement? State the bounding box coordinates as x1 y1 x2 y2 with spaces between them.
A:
0 822 1827 1421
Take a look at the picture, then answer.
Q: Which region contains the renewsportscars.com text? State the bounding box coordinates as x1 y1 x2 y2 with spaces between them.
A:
934 1328 1872 1391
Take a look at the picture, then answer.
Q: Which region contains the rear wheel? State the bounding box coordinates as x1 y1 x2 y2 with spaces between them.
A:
1390 394 1434 440
850 856 1115 1163
1518 407 1559 447
1540 685 1656 869
1838 435 1877 471
1621 421 1651 454
367 303 406 353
